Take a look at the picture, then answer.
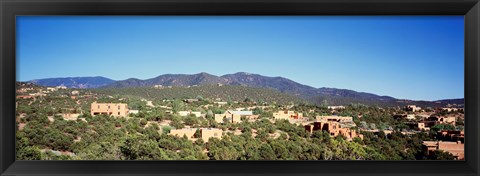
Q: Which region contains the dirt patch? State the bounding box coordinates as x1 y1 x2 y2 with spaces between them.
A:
251 129 258 137
159 120 171 126
145 121 161 129
233 129 242 135
64 117 78 121
18 123 26 130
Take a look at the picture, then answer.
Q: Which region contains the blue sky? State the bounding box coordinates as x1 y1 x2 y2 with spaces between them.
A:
16 16 464 101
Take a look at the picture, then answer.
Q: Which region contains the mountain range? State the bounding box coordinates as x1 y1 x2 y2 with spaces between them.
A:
29 76 115 89
26 72 464 107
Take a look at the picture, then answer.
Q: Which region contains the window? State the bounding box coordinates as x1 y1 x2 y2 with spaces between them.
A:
108 105 110 109
118 106 120 110
118 112 120 115
97 105 100 109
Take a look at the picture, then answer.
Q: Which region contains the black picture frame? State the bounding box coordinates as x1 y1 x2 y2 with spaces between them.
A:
1 0 479 176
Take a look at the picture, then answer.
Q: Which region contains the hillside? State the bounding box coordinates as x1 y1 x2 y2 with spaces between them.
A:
28 72 464 108
91 85 308 105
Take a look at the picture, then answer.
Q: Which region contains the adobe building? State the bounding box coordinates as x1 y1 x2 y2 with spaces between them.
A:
214 110 253 123
422 141 464 160
305 121 363 141
405 105 421 112
90 102 129 117
316 116 353 123
396 114 416 120
183 99 199 103
427 116 456 125
404 121 432 131
169 128 197 139
438 116 456 125
441 107 464 113
437 130 464 143
169 128 223 142
327 106 345 110
273 110 303 120
16 95 34 99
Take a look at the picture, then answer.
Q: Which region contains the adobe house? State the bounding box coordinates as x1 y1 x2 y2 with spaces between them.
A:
90 102 129 117
273 110 303 120
437 130 464 143
316 116 353 123
438 116 456 125
405 105 421 112
169 128 223 142
422 141 464 160
327 106 345 110
169 128 197 139
305 121 363 140
214 110 253 123
16 95 34 99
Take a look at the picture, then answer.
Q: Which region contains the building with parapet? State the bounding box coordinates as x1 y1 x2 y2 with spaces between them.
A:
169 128 223 142
422 140 464 160
427 116 456 125
90 102 129 117
214 110 253 123
56 86 67 89
316 116 353 123
305 121 363 140
405 105 421 112
328 106 345 110
437 130 464 143
273 110 303 120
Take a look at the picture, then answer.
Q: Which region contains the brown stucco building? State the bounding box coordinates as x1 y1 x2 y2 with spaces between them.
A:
422 141 464 160
90 102 129 117
273 110 303 120
305 121 363 140
169 128 223 142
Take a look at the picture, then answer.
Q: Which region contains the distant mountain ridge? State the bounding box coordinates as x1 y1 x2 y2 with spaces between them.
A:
29 76 115 89
28 73 464 107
